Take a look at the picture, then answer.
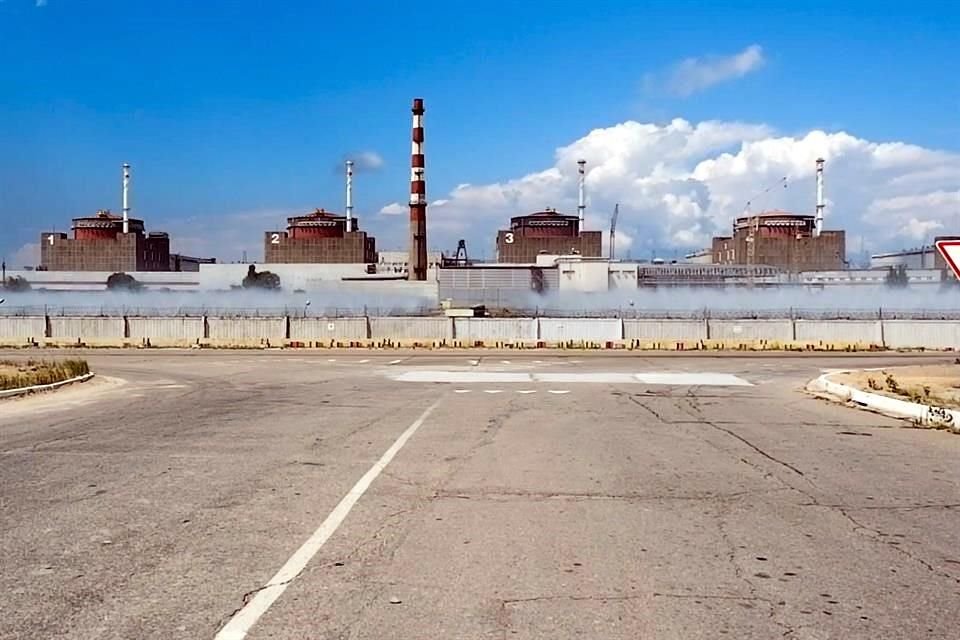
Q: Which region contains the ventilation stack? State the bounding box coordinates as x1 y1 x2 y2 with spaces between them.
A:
345 160 354 231
577 159 586 228
122 163 131 234
409 98 427 281
814 157 825 237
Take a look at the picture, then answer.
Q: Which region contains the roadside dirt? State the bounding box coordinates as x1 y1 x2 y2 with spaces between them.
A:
834 364 960 409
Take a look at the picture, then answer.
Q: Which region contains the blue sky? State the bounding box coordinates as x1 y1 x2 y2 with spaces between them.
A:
1 0 958 264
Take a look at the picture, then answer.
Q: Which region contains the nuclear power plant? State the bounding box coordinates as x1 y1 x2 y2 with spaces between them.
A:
12 97 955 299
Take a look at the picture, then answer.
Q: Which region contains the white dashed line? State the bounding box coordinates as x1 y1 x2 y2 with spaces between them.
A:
214 400 441 640
387 359 403 365
548 390 571 394
500 360 511 364
327 359 336 363
483 390 504 394
357 360 370 364
468 360 480 366
454 389 471 394
516 390 537 394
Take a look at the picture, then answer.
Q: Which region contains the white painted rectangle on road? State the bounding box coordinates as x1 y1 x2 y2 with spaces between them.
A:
393 371 532 383
634 372 753 387
532 372 638 384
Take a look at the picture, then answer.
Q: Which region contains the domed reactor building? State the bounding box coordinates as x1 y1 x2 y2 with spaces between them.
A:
39 165 212 272
264 161 377 264
495 161 602 263
710 160 845 271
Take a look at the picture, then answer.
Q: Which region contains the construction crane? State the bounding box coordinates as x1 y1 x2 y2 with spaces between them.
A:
609 203 620 260
743 176 788 215
441 239 470 267
744 176 788 268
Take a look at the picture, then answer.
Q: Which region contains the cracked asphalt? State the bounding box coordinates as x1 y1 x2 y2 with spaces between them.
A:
1 350 958 639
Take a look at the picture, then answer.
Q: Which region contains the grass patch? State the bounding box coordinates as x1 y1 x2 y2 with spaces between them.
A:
0 359 90 391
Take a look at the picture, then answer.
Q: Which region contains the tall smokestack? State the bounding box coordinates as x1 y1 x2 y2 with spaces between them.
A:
814 157 825 237
345 160 354 231
122 163 131 234
409 98 427 281
577 159 586 228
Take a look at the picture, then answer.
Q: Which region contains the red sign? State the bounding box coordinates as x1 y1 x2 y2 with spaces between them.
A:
935 240 960 279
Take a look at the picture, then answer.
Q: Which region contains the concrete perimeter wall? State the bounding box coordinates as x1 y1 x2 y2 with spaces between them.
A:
0 316 46 344
708 319 793 342
795 320 883 345
208 317 287 344
453 318 538 341
49 316 125 344
370 317 452 341
1 315 958 350
624 319 706 341
128 317 205 346
290 317 369 342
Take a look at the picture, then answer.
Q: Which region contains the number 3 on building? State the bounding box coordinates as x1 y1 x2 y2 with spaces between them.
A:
270 233 280 245
504 232 514 244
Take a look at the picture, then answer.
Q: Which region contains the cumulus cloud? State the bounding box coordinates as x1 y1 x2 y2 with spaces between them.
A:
643 45 766 97
7 243 40 268
380 202 406 215
394 118 960 257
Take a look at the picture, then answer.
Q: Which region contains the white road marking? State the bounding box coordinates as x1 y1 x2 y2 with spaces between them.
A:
327 359 336 363
214 400 441 640
154 384 188 389
483 389 504 394
516 390 537 394
357 359 370 364
395 371 531 383
548 390 571 394
387 359 403 365
453 389 471 394
633 372 753 387
468 360 479 366
390 371 752 386
500 360 511 364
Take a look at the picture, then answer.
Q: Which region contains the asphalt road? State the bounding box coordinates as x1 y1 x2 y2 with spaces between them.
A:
1 350 958 640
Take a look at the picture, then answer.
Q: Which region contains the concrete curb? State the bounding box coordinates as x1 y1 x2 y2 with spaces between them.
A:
0 372 96 400
807 370 960 433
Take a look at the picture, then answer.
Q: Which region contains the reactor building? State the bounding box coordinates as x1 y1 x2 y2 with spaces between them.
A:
709 159 845 271
263 160 378 265
495 160 602 263
39 164 214 272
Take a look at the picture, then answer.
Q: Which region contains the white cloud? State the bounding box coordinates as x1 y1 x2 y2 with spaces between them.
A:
7 243 40 268
380 202 406 215
393 118 960 256
649 44 766 97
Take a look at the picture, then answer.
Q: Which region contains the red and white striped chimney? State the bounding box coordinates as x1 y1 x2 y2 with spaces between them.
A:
409 98 427 281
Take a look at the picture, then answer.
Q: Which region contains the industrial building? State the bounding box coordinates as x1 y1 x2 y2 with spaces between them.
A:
264 208 377 264
711 210 846 271
708 159 845 271
870 237 959 272
263 159 379 265
38 164 214 273
495 160 602 263
496 210 602 263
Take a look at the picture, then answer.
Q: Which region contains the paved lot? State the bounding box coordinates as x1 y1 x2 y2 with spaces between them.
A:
1 350 958 639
